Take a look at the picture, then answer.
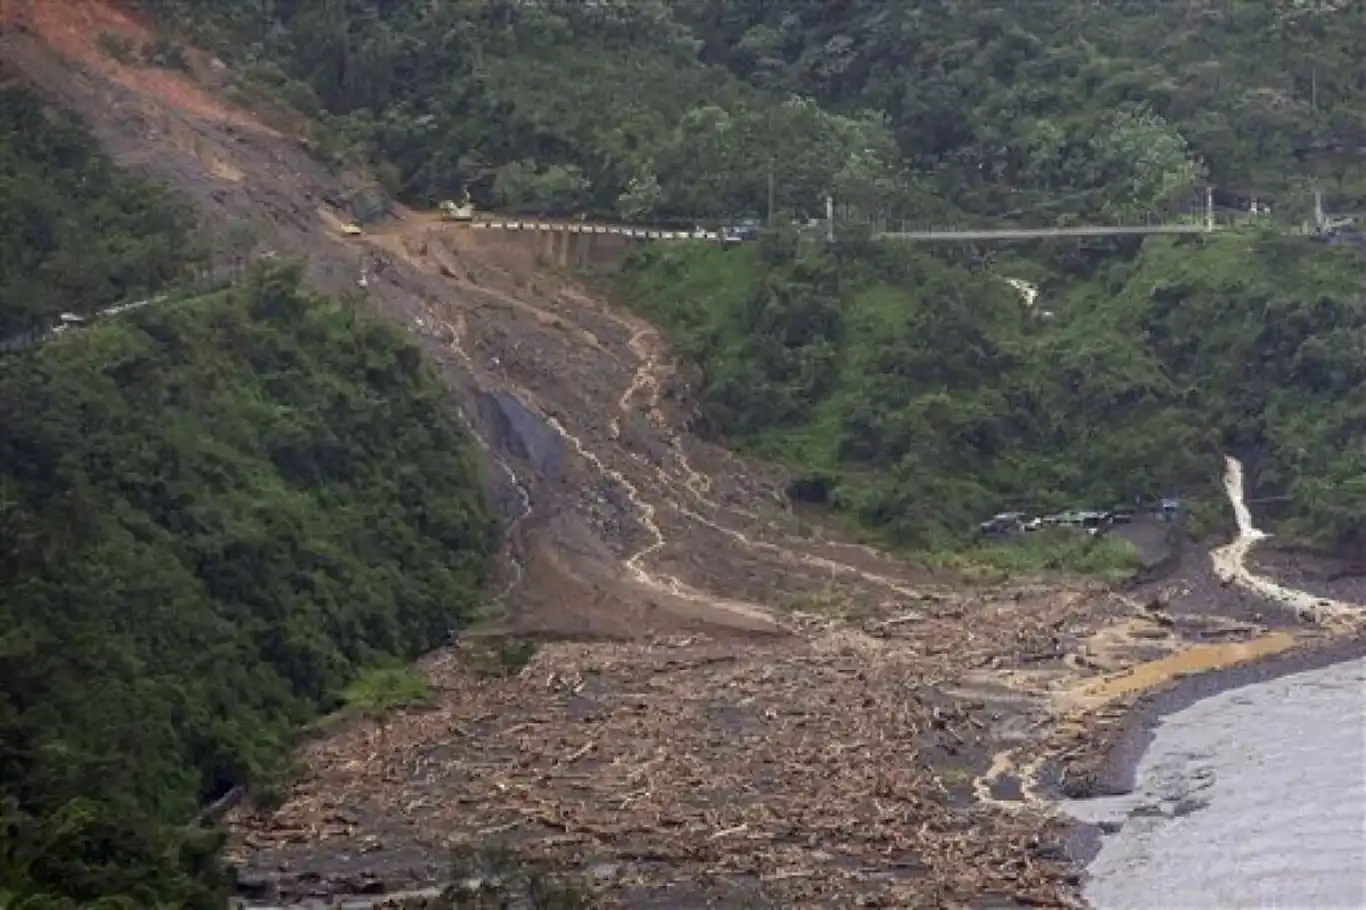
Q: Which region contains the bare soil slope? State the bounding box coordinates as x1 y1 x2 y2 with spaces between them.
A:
4 7 1360 907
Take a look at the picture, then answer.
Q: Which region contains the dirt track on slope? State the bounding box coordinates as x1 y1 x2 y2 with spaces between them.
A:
6 7 1364 907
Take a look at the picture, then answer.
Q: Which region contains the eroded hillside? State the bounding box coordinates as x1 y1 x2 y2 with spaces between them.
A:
4 4 1362 907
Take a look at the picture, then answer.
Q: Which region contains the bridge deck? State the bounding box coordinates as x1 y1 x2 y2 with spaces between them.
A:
459 218 1218 243
876 224 1211 241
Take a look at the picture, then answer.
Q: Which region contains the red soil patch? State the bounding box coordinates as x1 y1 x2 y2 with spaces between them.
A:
15 0 270 130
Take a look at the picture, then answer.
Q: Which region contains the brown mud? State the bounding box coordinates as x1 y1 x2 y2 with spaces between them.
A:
4 7 1364 907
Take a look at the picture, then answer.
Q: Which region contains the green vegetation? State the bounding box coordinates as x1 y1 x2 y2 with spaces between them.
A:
953 534 1141 585
139 0 1366 223
0 89 200 337
620 229 1366 553
0 89 495 907
672 0 1366 218
125 0 1366 556
342 664 435 718
441 844 594 910
140 0 908 220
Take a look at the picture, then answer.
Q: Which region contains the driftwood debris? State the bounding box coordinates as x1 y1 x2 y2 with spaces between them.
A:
228 591 1108 906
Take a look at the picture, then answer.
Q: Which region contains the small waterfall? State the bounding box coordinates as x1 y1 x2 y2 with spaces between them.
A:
1213 455 1356 624
1220 455 1267 542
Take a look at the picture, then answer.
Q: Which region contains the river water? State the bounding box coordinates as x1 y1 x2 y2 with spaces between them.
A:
1065 655 1366 909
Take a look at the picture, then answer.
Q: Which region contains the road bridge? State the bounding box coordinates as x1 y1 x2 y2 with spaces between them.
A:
875 224 1212 241
459 214 1238 244
461 217 1227 245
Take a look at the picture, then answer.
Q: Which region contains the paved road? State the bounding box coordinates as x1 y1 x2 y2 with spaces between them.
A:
0 295 161 354
460 218 1236 244
877 224 1212 241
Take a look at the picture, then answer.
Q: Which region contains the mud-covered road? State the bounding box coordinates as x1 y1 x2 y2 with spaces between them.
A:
6 6 1365 907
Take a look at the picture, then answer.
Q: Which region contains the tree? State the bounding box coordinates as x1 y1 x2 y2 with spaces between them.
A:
492 160 591 212
616 169 664 221
1089 103 1206 219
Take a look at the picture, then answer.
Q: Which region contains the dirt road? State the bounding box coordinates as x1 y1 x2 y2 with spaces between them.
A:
6 6 1363 907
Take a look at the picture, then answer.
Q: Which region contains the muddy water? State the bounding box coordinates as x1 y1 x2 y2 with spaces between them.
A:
1065 455 1366 907
1066 656 1366 908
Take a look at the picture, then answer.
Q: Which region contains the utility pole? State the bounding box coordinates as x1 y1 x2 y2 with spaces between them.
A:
767 162 775 228
1204 186 1214 232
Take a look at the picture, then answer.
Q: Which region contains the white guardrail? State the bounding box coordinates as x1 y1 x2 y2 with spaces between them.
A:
469 220 719 241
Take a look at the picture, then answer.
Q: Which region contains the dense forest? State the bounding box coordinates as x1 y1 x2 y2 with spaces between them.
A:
620 229 1366 550
0 90 200 336
0 90 495 907
139 0 1366 222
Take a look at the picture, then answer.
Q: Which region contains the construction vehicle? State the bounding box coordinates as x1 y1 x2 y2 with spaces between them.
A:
439 193 476 222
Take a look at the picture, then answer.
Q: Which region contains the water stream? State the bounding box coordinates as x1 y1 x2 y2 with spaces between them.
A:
1066 455 1366 908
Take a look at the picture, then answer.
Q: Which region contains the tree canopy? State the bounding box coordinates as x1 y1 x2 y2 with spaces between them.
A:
138 0 1366 222
0 89 199 337
620 229 1366 552
0 89 494 907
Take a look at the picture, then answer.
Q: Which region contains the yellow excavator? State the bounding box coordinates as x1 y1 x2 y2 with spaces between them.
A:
439 192 476 222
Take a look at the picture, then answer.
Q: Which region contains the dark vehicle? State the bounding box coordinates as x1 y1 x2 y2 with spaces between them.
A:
1109 506 1136 524
1037 509 1113 535
1079 510 1110 530
978 512 1026 537
720 218 762 244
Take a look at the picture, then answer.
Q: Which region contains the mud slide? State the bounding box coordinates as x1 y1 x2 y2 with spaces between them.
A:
17 10 1359 905
973 454 1364 816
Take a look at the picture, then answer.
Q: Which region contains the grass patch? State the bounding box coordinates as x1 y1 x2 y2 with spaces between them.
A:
96 32 137 64
95 31 189 70
936 531 1142 584
341 664 434 718
777 586 870 617
458 633 539 679
141 36 190 71
935 766 977 792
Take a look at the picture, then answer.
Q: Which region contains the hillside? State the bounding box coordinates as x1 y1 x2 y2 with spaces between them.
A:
0 88 199 336
673 0 1366 216
122 0 1366 551
5 2 1366 908
619 229 1366 552
138 0 1366 223
0 88 494 907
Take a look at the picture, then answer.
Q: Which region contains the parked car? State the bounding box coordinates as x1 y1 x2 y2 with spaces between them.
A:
978 512 1027 537
1108 506 1136 524
1078 510 1111 530
720 219 762 244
